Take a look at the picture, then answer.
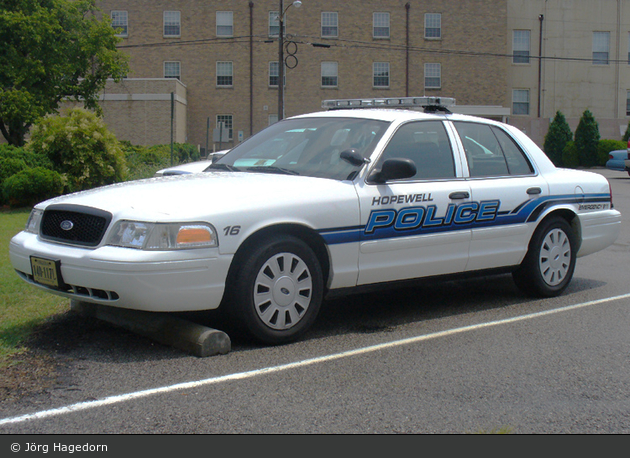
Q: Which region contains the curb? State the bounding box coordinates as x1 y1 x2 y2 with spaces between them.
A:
70 300 231 357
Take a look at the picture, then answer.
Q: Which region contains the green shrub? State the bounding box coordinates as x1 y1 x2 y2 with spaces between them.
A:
562 141 580 168
122 142 200 181
623 122 630 142
0 144 51 169
574 109 600 167
28 108 127 192
3 167 64 207
543 111 573 167
597 139 627 166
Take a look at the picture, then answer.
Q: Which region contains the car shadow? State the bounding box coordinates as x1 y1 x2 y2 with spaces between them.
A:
23 273 606 359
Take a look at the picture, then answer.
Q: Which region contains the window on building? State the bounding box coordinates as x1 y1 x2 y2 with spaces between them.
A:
593 32 610 64
513 30 530 64
512 89 530 115
216 11 233 37
217 115 233 140
164 11 181 37
269 11 282 37
268 114 279 125
626 90 630 116
164 61 181 80
628 33 630 64
111 11 128 37
322 12 338 37
373 62 389 88
216 61 233 86
424 63 441 89
425 13 441 39
269 61 279 87
321 62 338 87
373 12 390 38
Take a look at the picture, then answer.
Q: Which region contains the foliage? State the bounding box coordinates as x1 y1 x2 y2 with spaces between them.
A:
561 141 579 168
543 111 572 167
597 139 627 166
623 121 630 142
574 109 600 167
123 141 200 181
0 144 52 205
28 108 127 192
2 167 64 207
0 0 129 146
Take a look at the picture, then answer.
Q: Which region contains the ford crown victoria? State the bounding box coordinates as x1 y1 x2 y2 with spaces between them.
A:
9 97 621 344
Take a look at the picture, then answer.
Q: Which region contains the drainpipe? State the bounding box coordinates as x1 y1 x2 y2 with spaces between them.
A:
405 3 410 97
537 14 543 118
249 1 254 136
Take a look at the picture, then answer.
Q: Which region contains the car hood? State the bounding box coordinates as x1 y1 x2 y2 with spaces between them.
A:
37 172 357 221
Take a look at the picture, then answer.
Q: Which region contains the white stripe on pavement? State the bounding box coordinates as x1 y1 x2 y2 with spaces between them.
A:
2 292 630 426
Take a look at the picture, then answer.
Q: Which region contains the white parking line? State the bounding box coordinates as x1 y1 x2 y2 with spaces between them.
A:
2 292 630 427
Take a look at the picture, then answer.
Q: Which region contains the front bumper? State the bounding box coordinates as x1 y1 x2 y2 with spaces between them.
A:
9 231 231 312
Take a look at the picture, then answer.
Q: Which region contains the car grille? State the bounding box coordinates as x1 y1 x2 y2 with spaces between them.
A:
40 204 113 247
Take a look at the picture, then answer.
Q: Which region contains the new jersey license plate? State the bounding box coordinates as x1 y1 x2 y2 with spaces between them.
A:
30 256 63 289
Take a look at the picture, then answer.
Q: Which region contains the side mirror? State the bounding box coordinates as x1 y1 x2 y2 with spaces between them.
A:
340 149 369 166
368 158 417 183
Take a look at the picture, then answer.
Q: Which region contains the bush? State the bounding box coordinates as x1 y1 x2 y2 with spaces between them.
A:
597 139 627 166
543 111 573 167
3 167 64 207
28 108 127 192
574 109 600 167
0 144 53 205
122 142 200 181
562 141 580 168
623 121 630 142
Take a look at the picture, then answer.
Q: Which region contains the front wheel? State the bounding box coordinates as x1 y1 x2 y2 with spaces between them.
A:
228 235 324 344
513 217 577 297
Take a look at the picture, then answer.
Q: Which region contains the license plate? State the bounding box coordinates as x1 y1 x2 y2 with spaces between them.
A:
30 256 63 289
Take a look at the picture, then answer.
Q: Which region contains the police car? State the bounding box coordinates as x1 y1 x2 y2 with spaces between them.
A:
9 97 621 344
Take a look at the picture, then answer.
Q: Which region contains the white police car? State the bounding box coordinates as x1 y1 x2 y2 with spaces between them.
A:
9 97 621 344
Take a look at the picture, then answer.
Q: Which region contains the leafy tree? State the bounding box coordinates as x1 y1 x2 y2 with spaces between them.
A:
574 109 600 167
543 111 572 166
28 108 127 192
0 0 129 146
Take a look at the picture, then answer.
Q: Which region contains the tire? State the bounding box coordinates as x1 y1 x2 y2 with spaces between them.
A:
512 216 577 297
228 235 323 344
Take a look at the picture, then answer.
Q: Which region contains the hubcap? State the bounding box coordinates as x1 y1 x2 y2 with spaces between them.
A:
539 228 571 286
254 252 312 330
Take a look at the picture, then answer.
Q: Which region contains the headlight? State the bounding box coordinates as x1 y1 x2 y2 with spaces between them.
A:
25 209 43 234
107 221 218 250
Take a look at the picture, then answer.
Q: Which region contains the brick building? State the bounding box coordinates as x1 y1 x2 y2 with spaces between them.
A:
96 0 509 151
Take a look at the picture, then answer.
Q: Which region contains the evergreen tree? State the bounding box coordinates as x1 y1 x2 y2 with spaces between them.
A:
574 109 600 167
622 121 630 142
543 111 573 166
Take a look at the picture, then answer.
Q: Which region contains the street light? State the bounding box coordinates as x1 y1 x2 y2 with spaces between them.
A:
278 0 302 121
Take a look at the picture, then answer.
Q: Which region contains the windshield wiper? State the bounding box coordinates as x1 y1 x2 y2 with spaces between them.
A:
204 163 240 172
245 166 300 176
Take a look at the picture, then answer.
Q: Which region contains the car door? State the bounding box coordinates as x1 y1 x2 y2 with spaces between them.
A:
355 120 472 285
450 120 550 271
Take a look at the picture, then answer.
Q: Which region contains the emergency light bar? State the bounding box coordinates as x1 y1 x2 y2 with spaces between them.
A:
321 96 456 111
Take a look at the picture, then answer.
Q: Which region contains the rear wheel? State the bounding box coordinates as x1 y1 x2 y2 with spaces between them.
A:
229 235 323 344
513 216 577 297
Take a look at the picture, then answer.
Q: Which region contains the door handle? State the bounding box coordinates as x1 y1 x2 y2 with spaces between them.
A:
527 187 542 195
449 191 470 200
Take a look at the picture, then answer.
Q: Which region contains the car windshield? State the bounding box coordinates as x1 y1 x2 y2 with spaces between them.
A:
210 117 389 180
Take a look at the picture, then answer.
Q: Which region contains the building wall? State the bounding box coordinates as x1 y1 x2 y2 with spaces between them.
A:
99 78 187 146
97 0 509 151
508 0 630 144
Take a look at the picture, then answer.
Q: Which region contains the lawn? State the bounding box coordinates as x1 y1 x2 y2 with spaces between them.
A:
0 208 69 368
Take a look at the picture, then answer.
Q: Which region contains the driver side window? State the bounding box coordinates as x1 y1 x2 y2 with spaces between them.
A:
378 121 455 180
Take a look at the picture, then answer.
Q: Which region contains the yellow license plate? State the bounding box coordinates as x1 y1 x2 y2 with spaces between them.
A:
30 257 61 288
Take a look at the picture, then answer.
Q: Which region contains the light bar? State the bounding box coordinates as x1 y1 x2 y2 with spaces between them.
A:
322 96 456 110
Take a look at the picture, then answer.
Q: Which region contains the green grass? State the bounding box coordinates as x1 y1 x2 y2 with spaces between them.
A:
0 208 68 367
